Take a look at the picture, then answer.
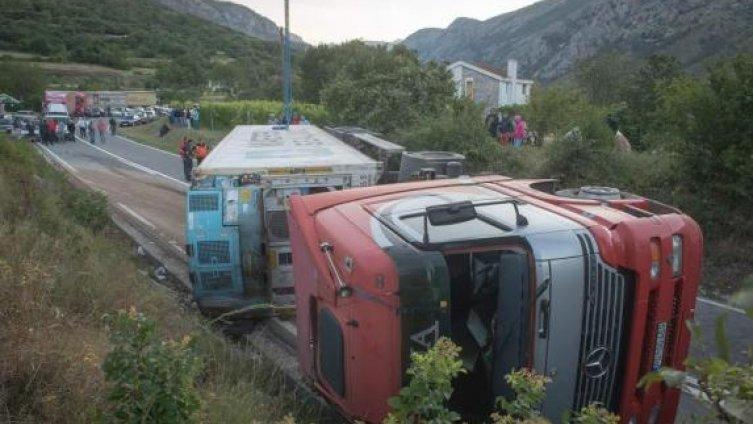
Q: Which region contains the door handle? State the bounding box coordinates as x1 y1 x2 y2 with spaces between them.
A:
538 299 550 339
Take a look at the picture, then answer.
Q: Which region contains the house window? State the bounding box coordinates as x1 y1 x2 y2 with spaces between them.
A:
464 78 475 99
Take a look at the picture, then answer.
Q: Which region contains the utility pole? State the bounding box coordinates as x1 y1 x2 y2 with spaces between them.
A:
282 0 293 125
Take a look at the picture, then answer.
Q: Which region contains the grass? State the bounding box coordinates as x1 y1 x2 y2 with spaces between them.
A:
0 138 321 423
120 118 228 153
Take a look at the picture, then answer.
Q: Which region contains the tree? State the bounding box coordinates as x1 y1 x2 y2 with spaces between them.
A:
0 61 47 110
319 43 454 133
573 53 634 106
658 54 753 210
618 54 683 147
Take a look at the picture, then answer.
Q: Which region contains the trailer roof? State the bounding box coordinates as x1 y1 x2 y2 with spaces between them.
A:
196 125 380 176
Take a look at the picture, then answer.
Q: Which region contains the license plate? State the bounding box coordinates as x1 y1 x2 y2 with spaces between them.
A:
652 322 668 371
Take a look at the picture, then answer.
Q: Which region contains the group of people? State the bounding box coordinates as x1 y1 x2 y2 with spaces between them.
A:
487 111 528 148
171 108 198 129
267 114 311 126
178 136 210 181
39 119 73 144
76 117 117 144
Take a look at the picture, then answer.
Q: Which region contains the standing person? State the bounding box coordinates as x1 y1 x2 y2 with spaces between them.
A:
97 118 108 143
109 116 117 136
194 139 209 165
486 111 499 138
67 120 76 142
57 120 66 143
78 118 87 138
513 114 527 149
46 119 57 144
498 112 513 146
88 119 96 143
40 119 48 144
178 137 194 181
26 120 35 141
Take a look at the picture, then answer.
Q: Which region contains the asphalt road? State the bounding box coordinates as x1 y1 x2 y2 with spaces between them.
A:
34 133 752 422
38 135 187 253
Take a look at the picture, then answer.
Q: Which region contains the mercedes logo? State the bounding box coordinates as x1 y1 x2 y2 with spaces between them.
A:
584 347 611 378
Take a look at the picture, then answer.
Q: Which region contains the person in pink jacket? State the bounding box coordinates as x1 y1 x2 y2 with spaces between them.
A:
513 115 527 148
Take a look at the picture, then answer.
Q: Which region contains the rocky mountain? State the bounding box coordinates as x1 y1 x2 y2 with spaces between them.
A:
403 0 753 81
153 0 305 44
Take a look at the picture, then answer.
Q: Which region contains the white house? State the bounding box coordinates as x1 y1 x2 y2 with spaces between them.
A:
447 60 534 110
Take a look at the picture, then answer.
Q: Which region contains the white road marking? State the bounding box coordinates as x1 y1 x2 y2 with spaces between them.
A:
169 240 186 255
76 136 189 188
697 297 747 315
117 202 156 230
36 144 78 175
115 134 180 158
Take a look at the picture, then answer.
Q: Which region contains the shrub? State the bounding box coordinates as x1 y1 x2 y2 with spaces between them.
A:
385 337 465 423
102 310 202 423
491 369 551 423
64 189 109 233
394 100 501 171
570 404 620 424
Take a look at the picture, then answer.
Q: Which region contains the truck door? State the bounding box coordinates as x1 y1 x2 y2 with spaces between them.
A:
186 190 242 298
491 252 532 399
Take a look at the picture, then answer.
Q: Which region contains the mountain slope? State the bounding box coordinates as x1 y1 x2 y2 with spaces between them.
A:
403 0 753 81
153 0 305 44
0 0 279 68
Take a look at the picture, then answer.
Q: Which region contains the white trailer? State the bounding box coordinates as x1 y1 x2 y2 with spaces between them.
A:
188 125 382 311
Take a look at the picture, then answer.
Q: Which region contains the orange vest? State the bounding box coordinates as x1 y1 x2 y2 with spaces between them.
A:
195 145 208 159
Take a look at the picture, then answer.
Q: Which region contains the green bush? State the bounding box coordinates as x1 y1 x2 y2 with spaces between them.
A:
64 189 109 233
103 310 202 423
200 100 330 129
385 338 465 423
395 100 501 171
491 369 550 423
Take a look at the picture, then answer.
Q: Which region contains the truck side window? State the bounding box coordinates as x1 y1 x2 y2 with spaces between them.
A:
318 308 345 397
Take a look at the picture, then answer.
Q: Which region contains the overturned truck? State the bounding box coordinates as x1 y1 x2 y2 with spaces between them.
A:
288 177 702 423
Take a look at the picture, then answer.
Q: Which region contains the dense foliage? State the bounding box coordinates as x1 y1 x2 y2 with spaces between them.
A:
299 42 455 134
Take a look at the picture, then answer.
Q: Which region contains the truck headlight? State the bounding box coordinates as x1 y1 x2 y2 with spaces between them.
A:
671 235 683 277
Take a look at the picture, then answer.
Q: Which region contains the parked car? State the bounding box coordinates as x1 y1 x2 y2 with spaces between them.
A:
110 108 124 118
119 115 138 127
0 116 13 134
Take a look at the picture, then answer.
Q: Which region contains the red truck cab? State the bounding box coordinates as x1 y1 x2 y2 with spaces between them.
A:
288 176 702 423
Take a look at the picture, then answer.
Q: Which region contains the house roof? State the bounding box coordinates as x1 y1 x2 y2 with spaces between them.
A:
447 61 534 84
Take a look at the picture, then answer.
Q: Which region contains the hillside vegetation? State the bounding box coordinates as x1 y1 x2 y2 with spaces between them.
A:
0 0 283 100
0 139 325 422
403 0 753 82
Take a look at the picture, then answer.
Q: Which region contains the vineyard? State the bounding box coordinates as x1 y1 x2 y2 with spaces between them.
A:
200 100 329 130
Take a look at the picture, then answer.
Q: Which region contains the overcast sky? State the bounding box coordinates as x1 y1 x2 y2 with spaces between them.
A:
234 1 539 44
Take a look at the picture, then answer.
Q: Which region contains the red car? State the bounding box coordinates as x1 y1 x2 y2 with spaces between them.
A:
288 176 702 423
